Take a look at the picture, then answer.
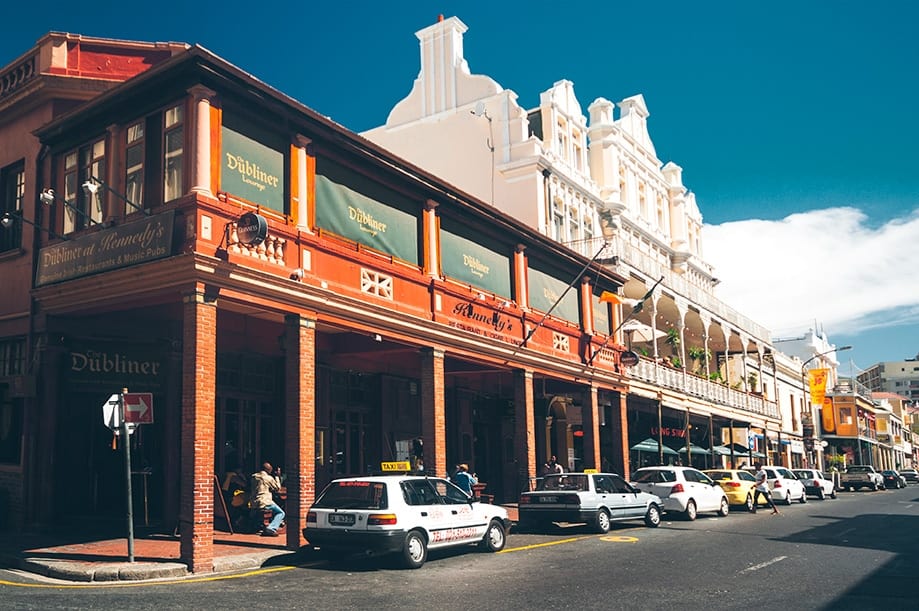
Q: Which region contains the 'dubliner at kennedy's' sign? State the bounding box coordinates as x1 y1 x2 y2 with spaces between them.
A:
36 212 175 286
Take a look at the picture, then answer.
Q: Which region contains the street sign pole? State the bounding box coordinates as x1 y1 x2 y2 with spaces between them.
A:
120 388 135 563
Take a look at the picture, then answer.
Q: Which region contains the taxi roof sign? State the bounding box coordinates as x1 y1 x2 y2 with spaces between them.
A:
381 461 412 472
583 468 599 474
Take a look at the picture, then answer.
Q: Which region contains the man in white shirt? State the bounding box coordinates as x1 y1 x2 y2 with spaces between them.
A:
752 462 780 515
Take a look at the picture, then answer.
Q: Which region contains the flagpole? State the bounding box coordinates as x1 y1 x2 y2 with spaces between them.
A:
585 276 664 368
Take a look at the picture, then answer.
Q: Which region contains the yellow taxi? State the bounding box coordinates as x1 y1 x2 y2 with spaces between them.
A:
703 469 761 512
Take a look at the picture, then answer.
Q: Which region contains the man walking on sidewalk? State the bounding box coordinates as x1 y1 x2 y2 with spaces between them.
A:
752 462 780 515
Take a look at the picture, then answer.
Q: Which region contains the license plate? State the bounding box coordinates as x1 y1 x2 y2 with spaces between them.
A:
538 496 558 503
329 513 356 525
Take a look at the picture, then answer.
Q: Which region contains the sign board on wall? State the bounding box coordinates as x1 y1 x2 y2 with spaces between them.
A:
221 127 284 212
36 212 175 286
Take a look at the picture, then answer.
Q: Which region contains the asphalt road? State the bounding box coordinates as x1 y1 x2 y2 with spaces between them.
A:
2 486 918 610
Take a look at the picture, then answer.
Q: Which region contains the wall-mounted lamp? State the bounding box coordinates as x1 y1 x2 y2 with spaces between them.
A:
289 268 304 281
500 300 511 309
372 334 382 342
1 211 67 240
82 176 150 216
40 188 102 226
477 292 487 301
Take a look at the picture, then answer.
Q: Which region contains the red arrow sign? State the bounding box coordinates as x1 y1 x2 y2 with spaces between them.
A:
123 392 154 424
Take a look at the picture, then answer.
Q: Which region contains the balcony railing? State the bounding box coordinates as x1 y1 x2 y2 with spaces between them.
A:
631 357 779 419
0 52 37 102
569 235 771 340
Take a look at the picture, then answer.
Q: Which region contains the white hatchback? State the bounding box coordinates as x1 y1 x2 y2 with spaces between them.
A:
745 466 808 505
304 474 511 569
792 468 837 500
631 466 730 520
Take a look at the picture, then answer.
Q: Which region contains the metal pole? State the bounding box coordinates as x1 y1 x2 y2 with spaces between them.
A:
121 388 135 563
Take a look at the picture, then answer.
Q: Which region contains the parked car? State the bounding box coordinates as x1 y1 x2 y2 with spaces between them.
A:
743 466 808 505
304 473 511 569
518 472 663 533
899 468 919 484
881 470 907 489
792 469 837 500
631 466 730 520
703 469 760 512
840 465 885 491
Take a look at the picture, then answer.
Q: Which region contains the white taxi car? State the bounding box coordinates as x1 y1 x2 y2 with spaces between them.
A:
304 472 511 569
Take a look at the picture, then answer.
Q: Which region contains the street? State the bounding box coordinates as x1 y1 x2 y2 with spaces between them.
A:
2 486 917 610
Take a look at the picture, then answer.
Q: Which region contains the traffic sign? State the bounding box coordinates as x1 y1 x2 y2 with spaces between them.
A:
123 392 154 424
102 394 122 430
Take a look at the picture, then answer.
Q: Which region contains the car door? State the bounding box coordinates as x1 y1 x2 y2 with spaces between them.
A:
431 478 482 545
401 479 454 549
608 474 645 519
685 469 720 511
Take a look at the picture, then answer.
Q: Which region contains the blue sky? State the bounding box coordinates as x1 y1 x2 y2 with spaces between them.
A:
4 1 918 372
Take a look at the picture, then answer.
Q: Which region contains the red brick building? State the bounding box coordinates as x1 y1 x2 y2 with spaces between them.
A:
0 37 634 572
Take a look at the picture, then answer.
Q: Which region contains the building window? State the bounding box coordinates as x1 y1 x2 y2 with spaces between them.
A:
0 161 25 252
125 121 145 213
0 337 25 465
164 104 184 202
62 139 105 233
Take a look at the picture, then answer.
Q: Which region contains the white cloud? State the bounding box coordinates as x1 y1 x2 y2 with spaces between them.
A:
702 207 919 338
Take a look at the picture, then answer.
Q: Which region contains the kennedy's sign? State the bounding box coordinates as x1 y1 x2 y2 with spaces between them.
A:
36 212 175 285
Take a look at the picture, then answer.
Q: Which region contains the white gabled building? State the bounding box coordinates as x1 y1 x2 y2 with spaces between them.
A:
364 15 813 468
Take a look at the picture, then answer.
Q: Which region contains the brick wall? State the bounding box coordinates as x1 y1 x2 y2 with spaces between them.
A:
284 314 315 550
420 348 446 478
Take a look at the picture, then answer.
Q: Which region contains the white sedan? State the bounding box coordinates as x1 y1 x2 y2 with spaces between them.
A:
631 466 730 520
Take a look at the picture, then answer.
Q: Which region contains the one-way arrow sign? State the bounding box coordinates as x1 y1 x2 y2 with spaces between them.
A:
123 392 154 424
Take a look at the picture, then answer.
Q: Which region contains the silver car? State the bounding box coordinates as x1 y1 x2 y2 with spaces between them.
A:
518 472 663 533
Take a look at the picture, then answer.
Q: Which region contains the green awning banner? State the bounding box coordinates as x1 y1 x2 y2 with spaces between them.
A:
528 267 580 323
221 126 285 213
440 229 511 297
315 174 418 264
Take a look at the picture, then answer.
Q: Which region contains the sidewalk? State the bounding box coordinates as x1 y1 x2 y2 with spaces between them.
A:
0 504 519 583
0 527 299 583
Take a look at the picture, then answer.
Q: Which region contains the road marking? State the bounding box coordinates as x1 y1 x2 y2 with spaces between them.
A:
599 536 638 543
499 535 591 553
739 556 787 573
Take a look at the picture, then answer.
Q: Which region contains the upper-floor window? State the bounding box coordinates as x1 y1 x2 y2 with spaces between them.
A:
164 104 184 202
0 161 25 252
62 139 105 233
125 121 145 212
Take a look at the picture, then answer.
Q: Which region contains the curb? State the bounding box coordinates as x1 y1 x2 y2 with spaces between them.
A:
9 549 293 583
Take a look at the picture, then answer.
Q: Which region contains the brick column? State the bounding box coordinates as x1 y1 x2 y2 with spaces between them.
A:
608 391 630 476
284 314 316 550
583 386 601 470
179 288 217 573
420 348 446 478
514 369 536 492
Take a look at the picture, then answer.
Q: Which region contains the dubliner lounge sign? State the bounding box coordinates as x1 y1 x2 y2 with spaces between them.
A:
36 212 175 286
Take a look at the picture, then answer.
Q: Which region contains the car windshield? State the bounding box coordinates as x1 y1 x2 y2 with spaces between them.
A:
847 466 870 473
313 480 388 509
632 469 676 483
793 470 811 478
538 474 588 491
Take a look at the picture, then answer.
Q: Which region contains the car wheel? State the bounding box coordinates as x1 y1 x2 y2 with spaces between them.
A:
783 492 793 506
684 500 697 521
718 497 730 517
480 519 506 552
817 488 825 500
594 509 611 534
799 490 807 504
401 530 427 569
745 493 755 513
644 504 661 528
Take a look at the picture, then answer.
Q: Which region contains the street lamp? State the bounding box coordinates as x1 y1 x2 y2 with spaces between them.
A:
40 188 102 227
800 345 852 467
0 211 68 240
